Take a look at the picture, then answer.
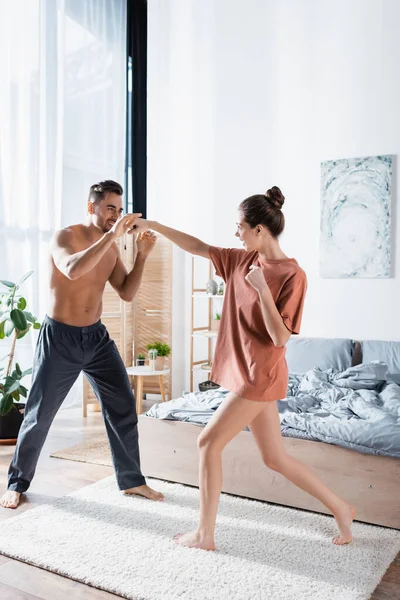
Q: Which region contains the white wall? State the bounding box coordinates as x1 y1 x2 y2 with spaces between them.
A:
148 0 400 395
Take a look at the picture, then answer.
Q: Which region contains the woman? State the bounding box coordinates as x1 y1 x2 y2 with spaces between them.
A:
135 186 355 550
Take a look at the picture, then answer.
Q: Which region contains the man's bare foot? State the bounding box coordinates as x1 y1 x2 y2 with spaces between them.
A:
123 484 164 501
174 531 216 551
332 503 356 545
0 490 21 509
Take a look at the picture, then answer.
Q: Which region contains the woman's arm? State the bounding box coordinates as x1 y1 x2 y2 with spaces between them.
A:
135 219 210 258
257 286 292 347
245 265 292 347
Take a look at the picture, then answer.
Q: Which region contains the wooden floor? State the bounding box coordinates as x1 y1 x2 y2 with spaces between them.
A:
0 407 399 600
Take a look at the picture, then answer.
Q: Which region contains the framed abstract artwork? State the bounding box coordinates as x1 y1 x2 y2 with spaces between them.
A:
320 155 392 278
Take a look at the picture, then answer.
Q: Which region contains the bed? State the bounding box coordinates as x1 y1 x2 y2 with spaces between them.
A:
138 337 400 529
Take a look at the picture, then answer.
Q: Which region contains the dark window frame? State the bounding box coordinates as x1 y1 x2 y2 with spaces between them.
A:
125 0 147 217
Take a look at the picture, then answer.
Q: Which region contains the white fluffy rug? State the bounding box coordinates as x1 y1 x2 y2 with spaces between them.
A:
0 477 399 600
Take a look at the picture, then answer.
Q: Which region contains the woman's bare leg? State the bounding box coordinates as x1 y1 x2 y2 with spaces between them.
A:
174 393 265 549
249 401 356 545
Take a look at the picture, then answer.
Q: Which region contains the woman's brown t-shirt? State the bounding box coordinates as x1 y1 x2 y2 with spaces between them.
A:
208 247 307 402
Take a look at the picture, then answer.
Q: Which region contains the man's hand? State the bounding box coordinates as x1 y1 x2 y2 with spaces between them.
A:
110 213 142 238
245 265 268 293
136 230 157 258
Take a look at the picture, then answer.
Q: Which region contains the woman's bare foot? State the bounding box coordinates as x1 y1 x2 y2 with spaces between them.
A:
123 484 164 501
174 530 216 551
332 503 356 545
0 490 21 509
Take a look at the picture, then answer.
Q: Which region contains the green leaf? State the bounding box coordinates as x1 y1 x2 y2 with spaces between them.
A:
146 341 171 356
17 297 27 310
11 369 20 380
11 390 20 401
10 308 27 331
0 280 15 289
0 320 5 340
16 328 30 339
33 322 41 330
0 394 14 416
17 271 33 287
4 321 14 337
15 363 22 377
21 368 32 378
19 385 28 398
4 377 21 394
23 311 36 324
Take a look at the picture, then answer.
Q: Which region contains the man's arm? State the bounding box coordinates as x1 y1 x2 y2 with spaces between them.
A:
51 228 116 280
135 219 210 258
51 215 141 280
109 231 156 302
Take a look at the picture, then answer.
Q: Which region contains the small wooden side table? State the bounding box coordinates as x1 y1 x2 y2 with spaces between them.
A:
126 366 171 415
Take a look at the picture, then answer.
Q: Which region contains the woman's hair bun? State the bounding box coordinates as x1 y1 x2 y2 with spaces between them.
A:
265 186 285 210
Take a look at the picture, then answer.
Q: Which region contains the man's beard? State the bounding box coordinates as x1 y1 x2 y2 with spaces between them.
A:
102 220 115 233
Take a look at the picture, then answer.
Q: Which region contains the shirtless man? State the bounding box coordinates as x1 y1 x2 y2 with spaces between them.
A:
1 180 163 509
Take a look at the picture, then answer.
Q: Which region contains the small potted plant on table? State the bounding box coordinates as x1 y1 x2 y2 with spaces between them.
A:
136 353 146 367
211 312 221 332
146 342 171 370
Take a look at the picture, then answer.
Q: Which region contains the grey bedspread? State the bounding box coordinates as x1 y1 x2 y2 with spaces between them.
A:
145 362 400 457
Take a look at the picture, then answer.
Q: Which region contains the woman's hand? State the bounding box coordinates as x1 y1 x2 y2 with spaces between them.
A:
245 264 268 293
110 213 142 237
133 217 153 233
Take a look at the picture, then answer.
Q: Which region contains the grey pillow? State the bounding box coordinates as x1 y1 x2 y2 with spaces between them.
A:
286 337 354 374
360 340 400 384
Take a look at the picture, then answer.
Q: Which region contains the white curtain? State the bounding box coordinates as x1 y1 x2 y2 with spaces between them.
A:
0 0 127 405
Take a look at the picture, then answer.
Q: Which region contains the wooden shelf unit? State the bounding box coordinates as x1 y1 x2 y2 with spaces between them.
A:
190 256 224 392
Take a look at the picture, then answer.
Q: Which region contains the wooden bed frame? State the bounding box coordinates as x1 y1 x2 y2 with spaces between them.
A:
138 415 400 529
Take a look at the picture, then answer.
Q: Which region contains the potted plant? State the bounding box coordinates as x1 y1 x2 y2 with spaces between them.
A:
211 312 221 331
146 342 171 370
0 271 41 441
136 353 146 367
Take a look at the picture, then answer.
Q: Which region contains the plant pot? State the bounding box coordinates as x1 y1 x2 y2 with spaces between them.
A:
0 406 24 441
136 359 146 367
155 356 166 370
210 319 220 331
198 380 220 393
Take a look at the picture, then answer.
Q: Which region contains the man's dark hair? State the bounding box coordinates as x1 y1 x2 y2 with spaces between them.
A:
88 180 123 204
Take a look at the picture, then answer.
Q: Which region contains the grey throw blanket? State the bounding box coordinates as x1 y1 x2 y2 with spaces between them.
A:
145 362 400 457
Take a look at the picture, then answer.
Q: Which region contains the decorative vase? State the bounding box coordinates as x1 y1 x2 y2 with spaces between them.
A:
206 279 218 295
148 349 158 371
